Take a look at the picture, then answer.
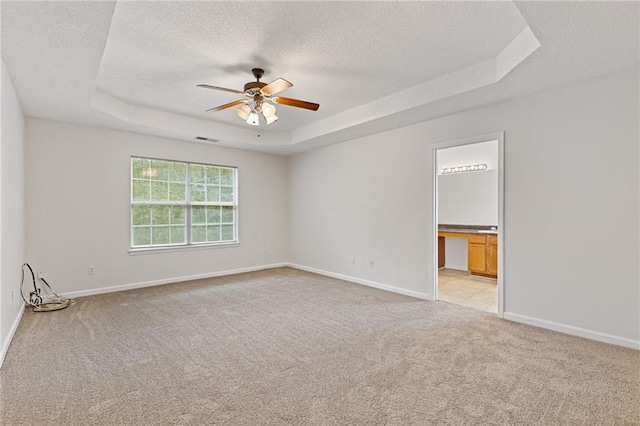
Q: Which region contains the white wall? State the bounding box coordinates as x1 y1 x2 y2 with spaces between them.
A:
1 61 26 360
443 237 467 271
438 170 498 226
437 140 499 172
26 119 288 295
289 68 639 345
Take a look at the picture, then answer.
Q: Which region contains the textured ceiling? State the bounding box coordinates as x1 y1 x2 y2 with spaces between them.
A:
1 1 116 125
1 1 638 155
97 1 527 131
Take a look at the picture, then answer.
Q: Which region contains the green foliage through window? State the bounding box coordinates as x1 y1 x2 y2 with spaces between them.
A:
131 157 236 248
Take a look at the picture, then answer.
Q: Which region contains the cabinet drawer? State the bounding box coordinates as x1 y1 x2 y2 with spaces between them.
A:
487 235 497 245
468 235 486 244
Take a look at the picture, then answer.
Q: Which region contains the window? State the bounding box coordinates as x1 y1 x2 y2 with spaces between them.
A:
131 157 237 248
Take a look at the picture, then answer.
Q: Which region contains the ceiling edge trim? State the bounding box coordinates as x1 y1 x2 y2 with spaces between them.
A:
88 27 539 150
290 27 540 145
497 27 541 80
90 90 291 145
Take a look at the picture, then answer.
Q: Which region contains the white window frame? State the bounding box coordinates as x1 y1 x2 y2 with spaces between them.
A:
129 156 238 252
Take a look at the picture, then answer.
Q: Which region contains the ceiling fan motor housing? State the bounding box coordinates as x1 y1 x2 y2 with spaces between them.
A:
244 81 267 94
244 68 267 94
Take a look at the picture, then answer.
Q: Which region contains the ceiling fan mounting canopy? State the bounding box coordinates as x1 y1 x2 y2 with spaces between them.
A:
251 68 264 80
197 67 319 126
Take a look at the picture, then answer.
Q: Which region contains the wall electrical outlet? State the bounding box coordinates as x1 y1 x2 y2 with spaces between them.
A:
12 290 15 302
350 257 356 265
88 266 95 275
369 260 374 269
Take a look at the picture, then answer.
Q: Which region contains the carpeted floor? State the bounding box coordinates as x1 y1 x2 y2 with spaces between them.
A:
1 267 638 425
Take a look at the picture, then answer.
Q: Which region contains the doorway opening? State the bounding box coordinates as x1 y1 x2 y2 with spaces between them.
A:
428 132 504 317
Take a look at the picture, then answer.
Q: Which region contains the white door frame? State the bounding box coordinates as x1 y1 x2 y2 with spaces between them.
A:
427 131 505 317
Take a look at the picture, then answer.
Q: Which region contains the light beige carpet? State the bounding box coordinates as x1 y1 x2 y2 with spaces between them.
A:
1 267 638 425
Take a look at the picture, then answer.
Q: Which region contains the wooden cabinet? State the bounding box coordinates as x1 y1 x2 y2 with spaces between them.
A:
485 235 498 277
439 231 497 278
438 236 445 269
467 234 497 278
468 239 487 274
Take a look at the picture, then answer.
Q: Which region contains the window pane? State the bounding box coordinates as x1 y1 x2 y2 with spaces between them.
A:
206 185 220 202
132 158 236 248
132 205 151 226
190 184 205 202
151 205 169 225
220 168 233 185
192 225 206 243
151 160 170 181
169 206 185 224
133 227 151 246
151 181 168 201
206 166 220 185
220 186 234 202
170 225 186 244
169 162 187 182
221 206 234 223
132 158 151 179
221 224 234 241
169 183 186 201
207 206 221 223
192 206 206 224
132 180 150 201
152 226 170 245
207 225 221 242
191 164 205 184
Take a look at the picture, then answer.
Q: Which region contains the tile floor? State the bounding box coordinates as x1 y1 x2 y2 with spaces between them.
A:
438 268 497 313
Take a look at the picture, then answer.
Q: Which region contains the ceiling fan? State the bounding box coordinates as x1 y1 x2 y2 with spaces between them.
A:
197 68 320 126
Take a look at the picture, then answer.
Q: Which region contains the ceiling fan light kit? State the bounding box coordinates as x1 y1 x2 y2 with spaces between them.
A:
261 102 276 117
236 104 251 120
265 115 278 125
246 111 260 126
198 68 319 126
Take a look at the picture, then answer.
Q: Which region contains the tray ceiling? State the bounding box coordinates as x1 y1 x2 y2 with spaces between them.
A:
97 1 527 131
2 1 638 155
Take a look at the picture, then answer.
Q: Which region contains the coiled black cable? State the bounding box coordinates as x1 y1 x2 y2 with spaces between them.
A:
20 263 42 306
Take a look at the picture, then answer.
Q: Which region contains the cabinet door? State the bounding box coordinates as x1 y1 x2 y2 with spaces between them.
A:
468 243 486 273
438 237 445 269
486 241 497 276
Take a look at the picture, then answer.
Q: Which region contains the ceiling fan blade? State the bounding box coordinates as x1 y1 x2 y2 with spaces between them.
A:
273 96 320 111
197 84 246 96
261 78 293 96
206 99 246 113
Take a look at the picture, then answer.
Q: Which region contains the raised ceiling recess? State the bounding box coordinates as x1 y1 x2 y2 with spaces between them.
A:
90 1 539 151
2 1 638 154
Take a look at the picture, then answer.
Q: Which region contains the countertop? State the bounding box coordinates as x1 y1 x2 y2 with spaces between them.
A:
438 225 497 235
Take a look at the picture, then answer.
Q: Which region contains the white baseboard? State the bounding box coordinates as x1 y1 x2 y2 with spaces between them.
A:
287 263 430 300
60 263 289 299
503 312 640 350
0 302 25 369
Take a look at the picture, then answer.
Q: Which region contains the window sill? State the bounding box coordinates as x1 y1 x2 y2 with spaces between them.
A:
128 242 240 255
